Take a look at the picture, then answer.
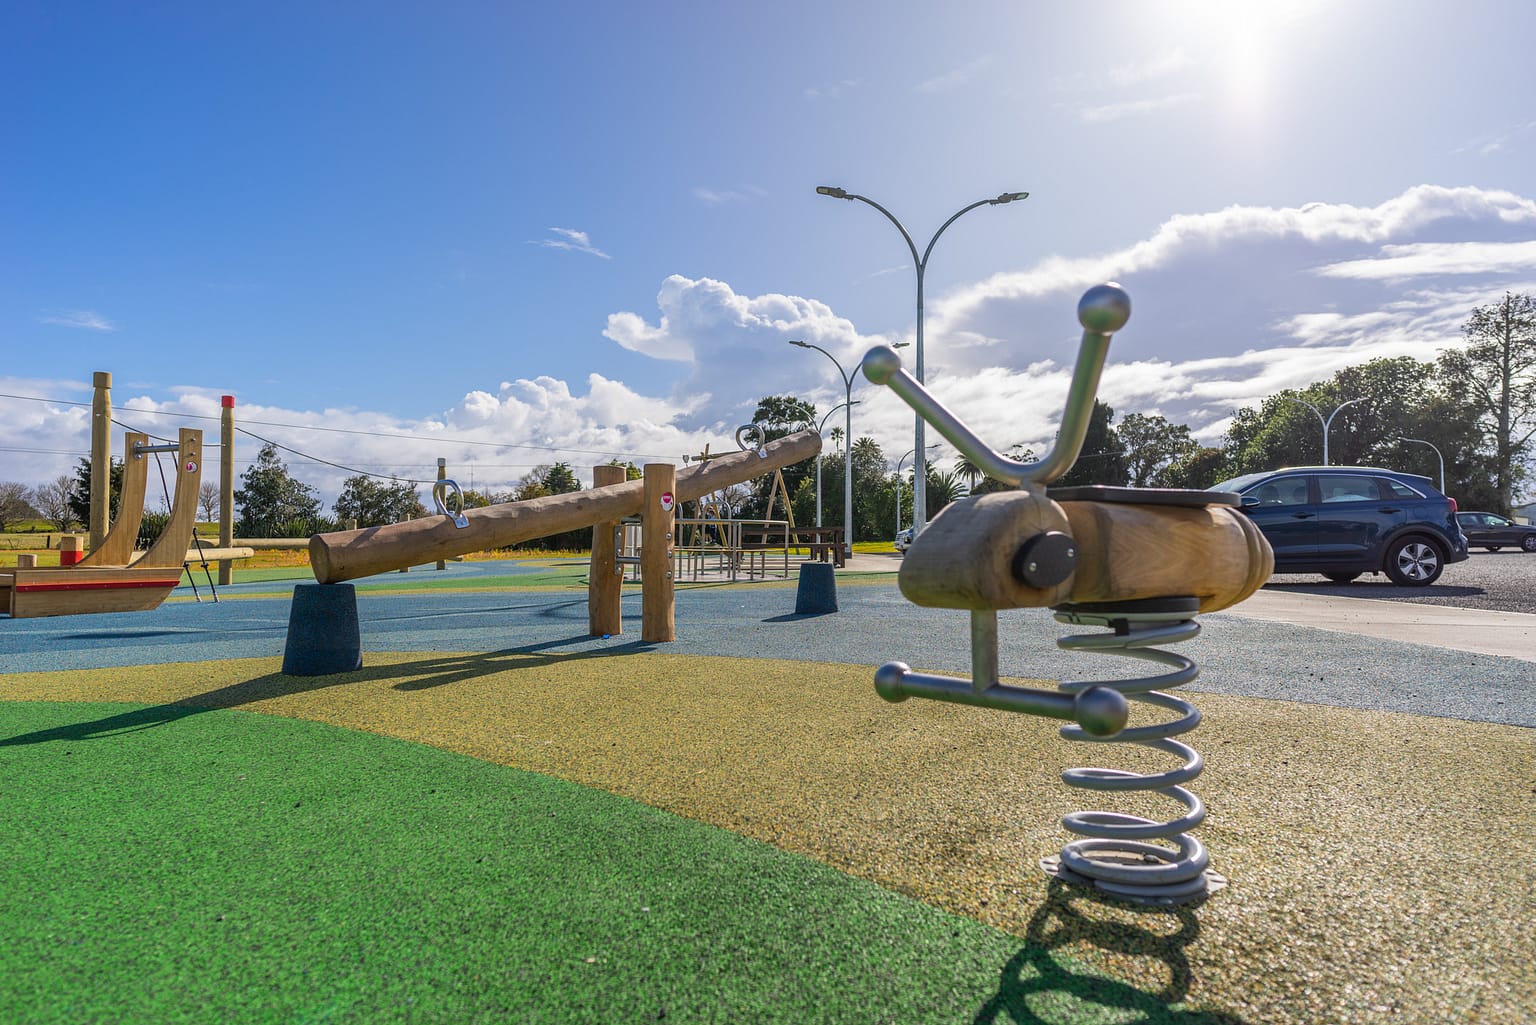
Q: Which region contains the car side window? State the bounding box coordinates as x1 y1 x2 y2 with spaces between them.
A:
1251 478 1311 506
1383 479 1421 499
1318 475 1379 503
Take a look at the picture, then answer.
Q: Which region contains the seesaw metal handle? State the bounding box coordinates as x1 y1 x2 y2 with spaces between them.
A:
433 478 470 528
862 283 1130 487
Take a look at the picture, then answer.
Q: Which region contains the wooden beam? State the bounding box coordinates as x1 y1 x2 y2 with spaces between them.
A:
309 429 821 584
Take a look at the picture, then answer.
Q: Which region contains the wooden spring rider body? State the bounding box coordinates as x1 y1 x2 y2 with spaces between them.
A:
1 429 204 619
865 283 1274 906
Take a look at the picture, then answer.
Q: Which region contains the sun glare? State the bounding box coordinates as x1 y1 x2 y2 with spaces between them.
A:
1161 0 1330 113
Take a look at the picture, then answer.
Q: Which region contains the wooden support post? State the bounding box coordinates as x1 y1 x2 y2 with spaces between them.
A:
89 371 111 552
218 395 235 585
59 535 85 566
588 464 626 636
436 458 448 571
641 463 675 643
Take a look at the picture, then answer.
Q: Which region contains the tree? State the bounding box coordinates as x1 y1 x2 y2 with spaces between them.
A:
952 455 984 494
198 481 220 522
32 476 76 531
969 445 1037 496
542 462 581 494
333 475 425 527
1438 292 1536 512
751 395 816 440
1159 447 1229 490
68 457 124 529
849 436 888 542
605 459 643 482
743 395 818 518
0 481 39 532
234 443 324 537
1053 400 1127 487
1116 413 1198 488
513 462 584 503
924 467 967 515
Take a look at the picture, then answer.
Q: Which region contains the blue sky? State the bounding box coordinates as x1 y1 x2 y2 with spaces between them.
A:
4 0 1535 503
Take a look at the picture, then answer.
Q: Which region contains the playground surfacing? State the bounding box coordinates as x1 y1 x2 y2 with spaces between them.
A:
2 559 1533 1024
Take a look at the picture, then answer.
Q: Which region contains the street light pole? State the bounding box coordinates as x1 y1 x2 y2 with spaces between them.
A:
814 401 856 527
1401 436 1446 492
1283 396 1368 465
895 448 914 539
817 186 1027 536
894 444 939 538
789 340 857 558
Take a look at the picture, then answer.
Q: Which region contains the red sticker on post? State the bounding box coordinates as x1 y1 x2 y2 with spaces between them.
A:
660 491 674 512
185 461 198 473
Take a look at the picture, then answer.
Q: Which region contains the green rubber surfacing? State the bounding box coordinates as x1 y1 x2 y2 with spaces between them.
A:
0 701 1185 1025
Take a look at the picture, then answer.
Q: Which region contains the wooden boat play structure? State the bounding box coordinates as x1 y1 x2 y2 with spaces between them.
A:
1 428 206 618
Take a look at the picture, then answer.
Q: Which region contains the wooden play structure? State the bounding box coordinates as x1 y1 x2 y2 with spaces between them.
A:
306 429 823 643
1 429 208 618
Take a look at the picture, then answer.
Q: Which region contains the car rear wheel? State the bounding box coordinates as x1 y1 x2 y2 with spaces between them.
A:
1323 572 1361 583
1523 535 1536 553
1383 536 1444 586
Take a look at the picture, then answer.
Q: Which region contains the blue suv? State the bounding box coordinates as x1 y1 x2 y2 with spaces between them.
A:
1211 466 1468 586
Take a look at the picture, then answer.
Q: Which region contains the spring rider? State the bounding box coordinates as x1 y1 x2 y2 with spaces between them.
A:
863 283 1273 906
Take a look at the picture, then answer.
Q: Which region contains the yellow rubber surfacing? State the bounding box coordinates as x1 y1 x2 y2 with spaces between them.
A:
4 652 1532 1024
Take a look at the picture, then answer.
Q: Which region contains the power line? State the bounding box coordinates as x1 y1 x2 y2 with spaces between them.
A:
0 389 679 461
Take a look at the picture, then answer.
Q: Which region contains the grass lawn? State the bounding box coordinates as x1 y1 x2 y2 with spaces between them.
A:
0 699 1137 1025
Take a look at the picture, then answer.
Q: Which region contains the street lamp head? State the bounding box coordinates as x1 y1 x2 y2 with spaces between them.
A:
990 191 1030 205
816 185 851 200
787 339 810 348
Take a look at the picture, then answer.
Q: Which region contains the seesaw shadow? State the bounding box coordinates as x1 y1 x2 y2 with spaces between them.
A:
0 633 656 747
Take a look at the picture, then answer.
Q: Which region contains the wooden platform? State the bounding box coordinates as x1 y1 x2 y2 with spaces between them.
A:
1 566 185 618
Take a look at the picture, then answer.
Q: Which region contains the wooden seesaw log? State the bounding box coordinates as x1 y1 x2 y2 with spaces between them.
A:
896 486 1273 615
308 429 823 585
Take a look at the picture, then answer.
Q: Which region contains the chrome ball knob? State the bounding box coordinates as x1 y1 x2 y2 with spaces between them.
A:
861 345 904 386
1077 283 1131 334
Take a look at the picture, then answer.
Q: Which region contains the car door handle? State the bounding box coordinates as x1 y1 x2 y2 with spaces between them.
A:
1291 512 1314 519
1378 506 1400 513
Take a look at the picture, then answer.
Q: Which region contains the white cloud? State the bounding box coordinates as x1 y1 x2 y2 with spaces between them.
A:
693 185 767 205
528 227 611 259
11 184 1534 509
1316 241 1536 280
803 78 860 100
1108 48 1191 87
40 310 116 331
1077 92 1201 123
915 55 992 94
604 273 888 388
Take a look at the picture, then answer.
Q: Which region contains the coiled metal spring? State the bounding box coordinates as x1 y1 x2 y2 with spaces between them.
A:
1042 597 1226 906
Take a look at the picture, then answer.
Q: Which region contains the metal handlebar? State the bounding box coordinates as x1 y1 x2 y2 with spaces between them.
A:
861 282 1131 486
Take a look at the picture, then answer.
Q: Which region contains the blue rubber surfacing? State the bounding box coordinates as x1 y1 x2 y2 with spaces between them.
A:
1 559 1531 727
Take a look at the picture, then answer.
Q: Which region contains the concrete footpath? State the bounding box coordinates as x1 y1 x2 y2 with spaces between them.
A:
1224 588 1536 662
847 550 1535 663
